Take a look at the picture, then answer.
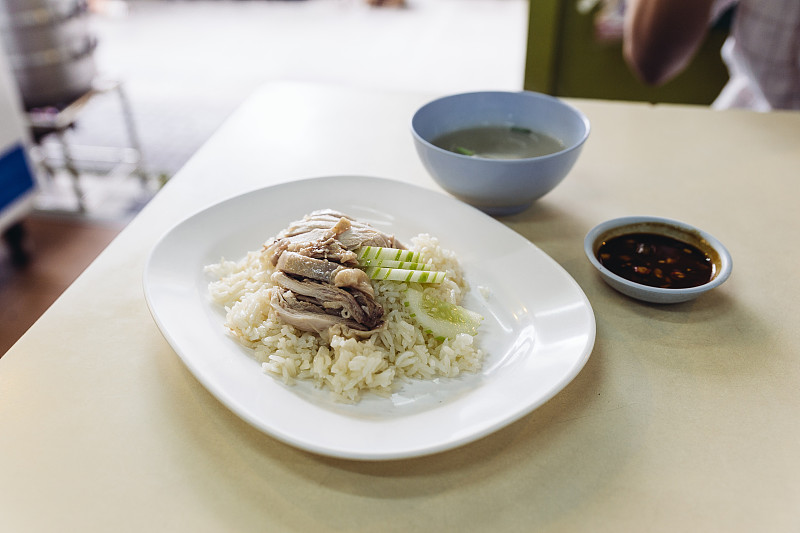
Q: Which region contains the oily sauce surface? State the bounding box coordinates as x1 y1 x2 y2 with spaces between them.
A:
597 233 714 289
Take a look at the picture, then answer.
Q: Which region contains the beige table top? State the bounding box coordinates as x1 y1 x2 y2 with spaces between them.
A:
2 82 799 532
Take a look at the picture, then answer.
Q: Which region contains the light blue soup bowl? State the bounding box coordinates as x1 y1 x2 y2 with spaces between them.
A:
411 91 590 216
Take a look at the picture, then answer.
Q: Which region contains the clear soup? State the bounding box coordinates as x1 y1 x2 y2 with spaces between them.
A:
432 125 565 159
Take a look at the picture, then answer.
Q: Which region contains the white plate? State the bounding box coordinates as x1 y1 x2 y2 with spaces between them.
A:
144 176 595 460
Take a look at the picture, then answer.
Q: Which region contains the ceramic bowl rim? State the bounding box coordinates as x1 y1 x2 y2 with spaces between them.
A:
583 215 733 299
410 90 591 164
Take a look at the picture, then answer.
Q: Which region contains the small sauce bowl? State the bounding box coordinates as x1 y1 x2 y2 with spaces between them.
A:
584 216 732 304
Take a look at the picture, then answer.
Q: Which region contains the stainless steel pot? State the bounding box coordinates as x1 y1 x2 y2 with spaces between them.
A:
0 0 97 109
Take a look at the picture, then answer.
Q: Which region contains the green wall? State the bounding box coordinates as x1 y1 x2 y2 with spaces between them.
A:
525 0 730 105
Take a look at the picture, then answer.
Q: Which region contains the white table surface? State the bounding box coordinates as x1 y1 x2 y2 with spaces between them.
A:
2 81 800 532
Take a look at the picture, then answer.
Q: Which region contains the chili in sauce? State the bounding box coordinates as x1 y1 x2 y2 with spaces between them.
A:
597 233 714 289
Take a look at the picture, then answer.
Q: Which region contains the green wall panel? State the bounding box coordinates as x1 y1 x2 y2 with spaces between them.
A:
525 0 730 105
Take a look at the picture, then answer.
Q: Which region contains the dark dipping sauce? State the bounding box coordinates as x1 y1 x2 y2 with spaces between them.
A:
597 233 714 289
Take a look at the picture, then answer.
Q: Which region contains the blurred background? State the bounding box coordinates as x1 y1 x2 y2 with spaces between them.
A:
0 0 729 354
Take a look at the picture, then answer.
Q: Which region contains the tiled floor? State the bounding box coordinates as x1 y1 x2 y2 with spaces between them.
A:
59 0 529 179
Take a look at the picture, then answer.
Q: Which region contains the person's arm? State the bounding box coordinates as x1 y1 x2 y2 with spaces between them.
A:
623 0 716 85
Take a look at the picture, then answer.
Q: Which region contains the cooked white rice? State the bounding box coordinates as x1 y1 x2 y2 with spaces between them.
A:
205 233 484 402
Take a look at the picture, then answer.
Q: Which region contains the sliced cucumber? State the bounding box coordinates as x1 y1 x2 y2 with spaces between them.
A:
404 287 482 339
358 258 432 270
363 267 446 283
358 246 420 263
